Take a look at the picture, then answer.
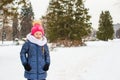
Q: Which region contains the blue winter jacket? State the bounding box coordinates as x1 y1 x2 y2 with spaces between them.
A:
20 40 50 79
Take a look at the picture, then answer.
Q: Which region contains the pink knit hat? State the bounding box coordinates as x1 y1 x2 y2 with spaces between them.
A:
31 23 44 36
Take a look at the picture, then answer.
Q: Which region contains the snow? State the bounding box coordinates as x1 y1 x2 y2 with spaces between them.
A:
0 39 120 80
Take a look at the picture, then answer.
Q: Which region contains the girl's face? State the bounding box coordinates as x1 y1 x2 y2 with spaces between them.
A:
33 31 42 39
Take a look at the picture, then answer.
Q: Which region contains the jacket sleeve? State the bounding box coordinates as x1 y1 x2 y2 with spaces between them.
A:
20 42 29 65
44 44 50 65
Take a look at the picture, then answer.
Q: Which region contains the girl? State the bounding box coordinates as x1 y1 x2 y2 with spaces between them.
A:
20 22 50 80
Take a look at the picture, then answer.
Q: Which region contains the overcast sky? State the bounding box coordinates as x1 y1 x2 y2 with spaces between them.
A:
30 0 49 20
30 0 120 30
85 0 120 29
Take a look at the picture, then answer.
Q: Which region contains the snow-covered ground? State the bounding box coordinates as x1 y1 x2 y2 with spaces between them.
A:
0 39 120 80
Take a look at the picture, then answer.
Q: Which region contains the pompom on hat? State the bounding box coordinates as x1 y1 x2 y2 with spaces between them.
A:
32 20 42 26
31 20 44 36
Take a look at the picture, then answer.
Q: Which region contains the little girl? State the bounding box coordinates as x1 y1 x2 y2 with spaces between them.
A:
20 21 50 80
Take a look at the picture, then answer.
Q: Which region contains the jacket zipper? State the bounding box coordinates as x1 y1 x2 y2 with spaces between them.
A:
36 45 39 80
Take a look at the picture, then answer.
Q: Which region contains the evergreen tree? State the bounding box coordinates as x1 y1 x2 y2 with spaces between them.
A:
11 0 21 41
20 1 34 38
0 0 17 41
44 0 91 46
0 0 13 9
97 11 114 41
73 0 91 41
0 0 33 40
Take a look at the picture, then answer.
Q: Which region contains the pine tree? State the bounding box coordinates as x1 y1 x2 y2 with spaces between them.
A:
0 0 13 9
0 0 33 40
12 0 21 41
0 0 18 41
73 0 91 41
97 11 114 41
43 0 91 46
20 1 34 38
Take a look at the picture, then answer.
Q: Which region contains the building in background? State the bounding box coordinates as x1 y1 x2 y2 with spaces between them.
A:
113 23 120 38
